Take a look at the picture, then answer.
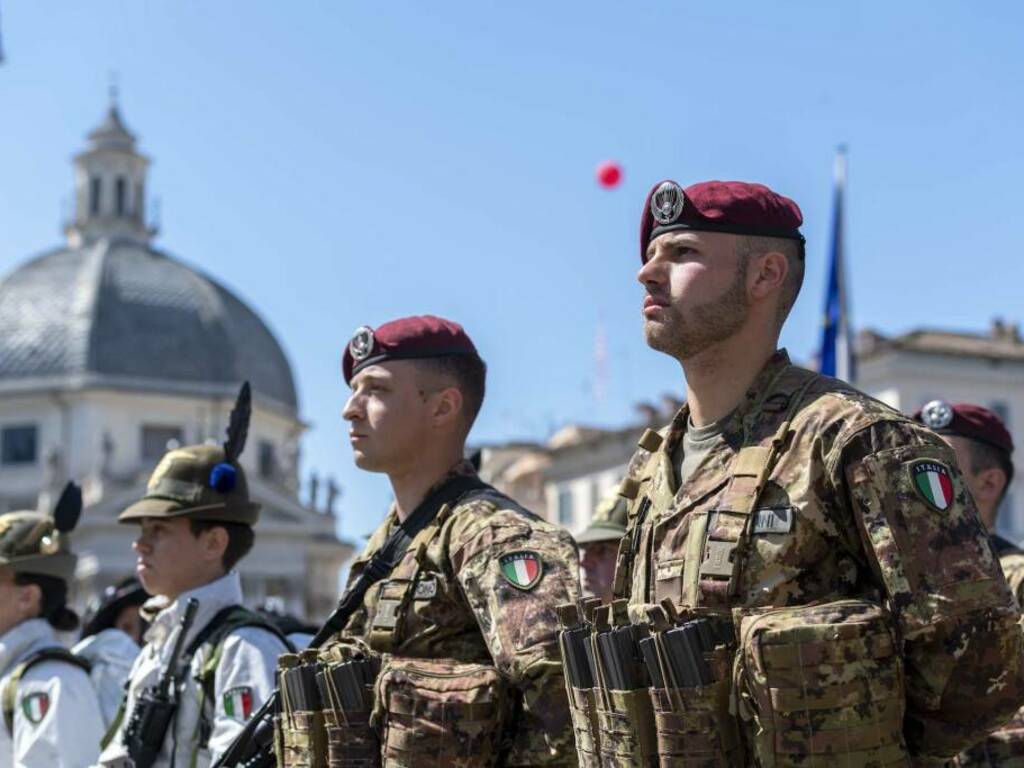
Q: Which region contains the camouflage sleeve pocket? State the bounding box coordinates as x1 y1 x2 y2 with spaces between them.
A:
847 441 1003 617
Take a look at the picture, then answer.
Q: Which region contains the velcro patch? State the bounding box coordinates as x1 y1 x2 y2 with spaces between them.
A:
223 686 254 721
414 575 438 600
499 551 544 590
21 692 49 724
753 506 795 535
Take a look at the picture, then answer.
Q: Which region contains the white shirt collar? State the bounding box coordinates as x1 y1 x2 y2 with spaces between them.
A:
0 618 56 677
142 571 244 650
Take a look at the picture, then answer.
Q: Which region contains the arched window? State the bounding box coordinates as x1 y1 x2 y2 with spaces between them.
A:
115 177 127 216
89 176 101 215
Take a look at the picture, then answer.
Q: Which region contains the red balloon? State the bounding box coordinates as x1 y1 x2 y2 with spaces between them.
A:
596 161 622 188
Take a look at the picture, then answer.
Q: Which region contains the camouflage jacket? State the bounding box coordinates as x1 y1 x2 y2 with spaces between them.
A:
613 350 1024 760
338 462 581 766
954 535 1024 766
992 534 1024 608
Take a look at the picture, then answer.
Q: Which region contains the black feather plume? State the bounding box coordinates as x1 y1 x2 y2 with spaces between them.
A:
53 482 82 533
224 381 252 462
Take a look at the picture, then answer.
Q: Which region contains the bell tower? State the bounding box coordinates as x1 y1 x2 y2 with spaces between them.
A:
65 90 156 247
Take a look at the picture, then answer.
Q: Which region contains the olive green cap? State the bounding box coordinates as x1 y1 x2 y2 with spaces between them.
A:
119 381 260 525
0 483 81 582
575 491 629 545
119 444 260 524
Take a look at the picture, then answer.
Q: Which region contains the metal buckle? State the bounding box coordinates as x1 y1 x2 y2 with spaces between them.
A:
699 539 738 579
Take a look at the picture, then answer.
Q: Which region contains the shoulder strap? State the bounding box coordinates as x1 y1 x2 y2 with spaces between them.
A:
2 647 91 735
187 606 296 759
309 474 489 648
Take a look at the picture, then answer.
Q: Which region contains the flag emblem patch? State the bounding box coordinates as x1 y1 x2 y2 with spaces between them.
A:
21 692 49 724
499 551 543 590
910 460 955 511
223 686 254 721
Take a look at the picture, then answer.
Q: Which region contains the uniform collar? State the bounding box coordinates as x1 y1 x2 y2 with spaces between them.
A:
142 571 244 650
0 618 56 677
384 458 479 529
664 349 792 452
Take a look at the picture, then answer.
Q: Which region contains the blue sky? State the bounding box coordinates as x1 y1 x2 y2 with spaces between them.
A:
2 2 1022 542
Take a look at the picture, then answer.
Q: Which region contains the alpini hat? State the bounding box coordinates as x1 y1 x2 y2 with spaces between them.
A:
0 482 82 582
119 382 260 525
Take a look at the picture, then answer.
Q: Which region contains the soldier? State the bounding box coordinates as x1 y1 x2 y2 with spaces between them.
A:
914 400 1022 601
596 179 1024 764
912 400 1024 765
73 578 149 728
575 491 627 603
0 483 104 768
97 383 291 768
332 315 580 764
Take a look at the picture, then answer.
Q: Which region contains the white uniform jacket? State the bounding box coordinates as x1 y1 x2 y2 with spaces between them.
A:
0 618 104 768
72 629 140 729
97 572 287 768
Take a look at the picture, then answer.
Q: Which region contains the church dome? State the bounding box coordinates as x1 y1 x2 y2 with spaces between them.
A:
0 100 298 414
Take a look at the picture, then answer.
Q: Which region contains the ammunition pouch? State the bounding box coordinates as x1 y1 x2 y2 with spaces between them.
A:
647 640 740 766
277 652 328 768
594 687 658 768
737 598 910 767
639 608 740 767
281 711 328 768
375 658 508 767
565 686 601 768
316 640 381 768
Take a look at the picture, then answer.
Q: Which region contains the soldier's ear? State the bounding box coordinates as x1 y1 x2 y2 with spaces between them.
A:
197 524 230 568
431 386 464 431
748 250 789 301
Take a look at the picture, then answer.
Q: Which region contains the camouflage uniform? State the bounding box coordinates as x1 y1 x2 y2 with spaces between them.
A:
337 460 580 766
614 351 1024 762
954 534 1024 766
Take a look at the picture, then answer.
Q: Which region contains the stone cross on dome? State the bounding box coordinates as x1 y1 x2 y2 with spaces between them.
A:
65 89 158 248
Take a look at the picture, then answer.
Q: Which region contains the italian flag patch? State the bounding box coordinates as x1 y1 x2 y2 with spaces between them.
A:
223 686 254 721
21 692 49 724
910 460 955 511
499 551 543 591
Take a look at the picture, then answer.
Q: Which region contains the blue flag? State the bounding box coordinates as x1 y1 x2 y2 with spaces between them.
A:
820 148 854 381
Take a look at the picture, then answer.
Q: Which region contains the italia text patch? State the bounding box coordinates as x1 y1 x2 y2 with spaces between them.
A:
499 551 543 590
909 460 954 512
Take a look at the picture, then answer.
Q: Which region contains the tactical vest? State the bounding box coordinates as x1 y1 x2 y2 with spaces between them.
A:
2 647 91 735
613 367 817 612
591 366 910 766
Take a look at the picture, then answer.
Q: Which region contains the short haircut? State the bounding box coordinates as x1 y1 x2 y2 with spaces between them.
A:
413 354 487 432
736 235 806 326
965 439 1015 504
189 520 255 572
14 572 78 632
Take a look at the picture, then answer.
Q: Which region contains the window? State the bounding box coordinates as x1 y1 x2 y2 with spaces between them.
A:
89 176 101 215
557 488 574 528
1 426 37 465
141 425 183 461
259 440 276 480
115 177 127 216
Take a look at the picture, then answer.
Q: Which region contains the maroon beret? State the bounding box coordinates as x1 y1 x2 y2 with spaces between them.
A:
342 315 481 385
914 400 1014 455
640 179 804 262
